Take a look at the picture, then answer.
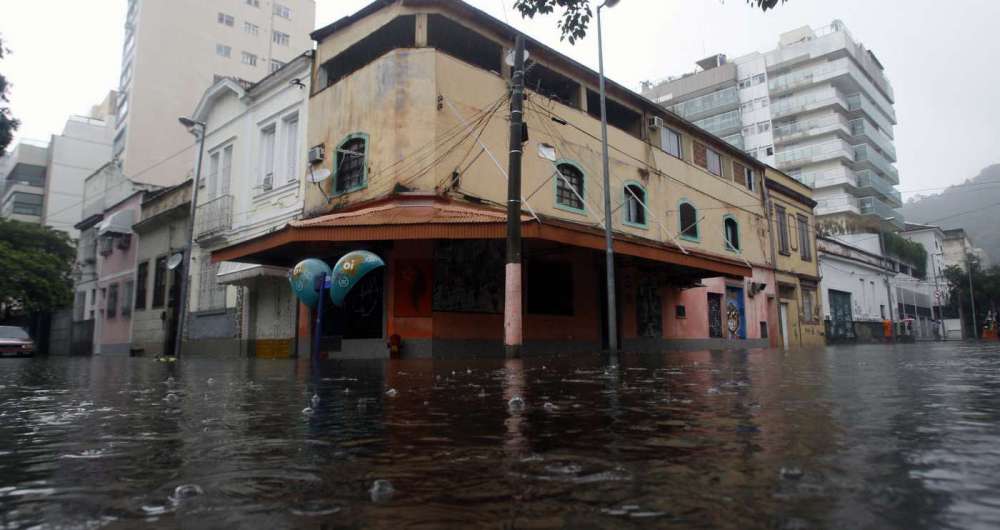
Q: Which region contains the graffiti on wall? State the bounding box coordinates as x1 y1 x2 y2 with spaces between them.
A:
636 275 662 338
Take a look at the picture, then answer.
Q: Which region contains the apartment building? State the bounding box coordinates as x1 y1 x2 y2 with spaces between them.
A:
114 0 315 187
642 20 901 233
204 0 795 358
0 140 49 224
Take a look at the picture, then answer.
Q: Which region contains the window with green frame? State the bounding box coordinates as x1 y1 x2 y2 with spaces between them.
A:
679 201 698 241
334 133 368 193
623 182 647 227
723 215 740 251
554 162 585 212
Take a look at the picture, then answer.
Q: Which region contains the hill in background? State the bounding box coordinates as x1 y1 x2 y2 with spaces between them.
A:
900 164 1000 265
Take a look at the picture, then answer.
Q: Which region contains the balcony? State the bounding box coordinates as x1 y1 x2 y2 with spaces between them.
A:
859 196 904 228
846 93 895 137
855 170 902 207
849 118 896 161
790 166 857 189
775 139 854 169
195 195 233 242
852 144 899 184
720 133 744 150
770 92 848 120
768 57 895 123
693 109 741 138
773 113 850 145
667 86 740 122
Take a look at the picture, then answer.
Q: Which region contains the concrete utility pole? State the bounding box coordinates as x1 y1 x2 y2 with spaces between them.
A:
597 0 620 356
503 35 526 359
967 253 978 339
173 117 207 358
879 220 896 341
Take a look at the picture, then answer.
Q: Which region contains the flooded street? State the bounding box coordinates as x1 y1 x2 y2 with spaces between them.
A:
2 343 1000 529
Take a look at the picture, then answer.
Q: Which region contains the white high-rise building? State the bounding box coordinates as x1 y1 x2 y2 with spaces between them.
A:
113 0 315 186
643 20 901 232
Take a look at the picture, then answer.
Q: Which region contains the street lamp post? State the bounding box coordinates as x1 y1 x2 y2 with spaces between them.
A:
597 0 620 356
173 116 207 358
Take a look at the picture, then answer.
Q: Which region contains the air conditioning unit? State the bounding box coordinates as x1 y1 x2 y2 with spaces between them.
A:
98 236 113 256
647 116 664 130
308 145 325 164
116 233 132 250
262 174 273 191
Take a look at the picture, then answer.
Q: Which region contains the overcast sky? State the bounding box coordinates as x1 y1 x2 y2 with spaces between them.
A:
2 0 998 199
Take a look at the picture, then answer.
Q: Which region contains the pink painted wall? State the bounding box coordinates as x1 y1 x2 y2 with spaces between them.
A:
96 193 143 351
663 266 775 341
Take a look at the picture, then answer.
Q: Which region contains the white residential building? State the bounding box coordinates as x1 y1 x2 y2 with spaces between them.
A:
1 140 49 224
182 54 312 356
642 20 901 232
114 0 315 187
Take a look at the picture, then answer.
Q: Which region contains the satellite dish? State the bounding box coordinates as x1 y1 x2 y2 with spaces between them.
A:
537 143 557 162
505 48 530 67
166 253 184 271
307 167 331 183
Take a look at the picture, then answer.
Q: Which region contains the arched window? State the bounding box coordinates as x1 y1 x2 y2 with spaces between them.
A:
623 183 646 227
723 216 740 251
334 133 368 193
554 162 584 211
679 201 698 241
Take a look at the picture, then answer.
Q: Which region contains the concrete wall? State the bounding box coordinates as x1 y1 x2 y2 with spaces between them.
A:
44 116 114 237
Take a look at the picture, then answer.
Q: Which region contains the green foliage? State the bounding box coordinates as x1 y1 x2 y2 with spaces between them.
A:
0 219 75 315
0 35 18 153
511 0 788 44
884 231 927 278
943 257 1000 337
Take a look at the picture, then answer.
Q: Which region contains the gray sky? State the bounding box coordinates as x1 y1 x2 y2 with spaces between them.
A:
3 0 998 199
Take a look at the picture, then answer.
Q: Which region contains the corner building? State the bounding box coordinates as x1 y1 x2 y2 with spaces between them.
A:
214 0 800 357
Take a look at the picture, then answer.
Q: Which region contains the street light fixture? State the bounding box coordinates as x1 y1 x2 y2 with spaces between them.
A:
597 0 620 356
172 116 207 358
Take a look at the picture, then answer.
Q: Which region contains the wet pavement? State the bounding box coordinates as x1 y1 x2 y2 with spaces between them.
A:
1 342 1000 529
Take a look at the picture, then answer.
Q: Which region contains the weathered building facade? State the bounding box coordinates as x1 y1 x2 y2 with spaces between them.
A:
209 0 807 358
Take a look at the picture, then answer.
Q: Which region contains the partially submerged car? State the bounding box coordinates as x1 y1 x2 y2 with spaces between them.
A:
0 326 35 357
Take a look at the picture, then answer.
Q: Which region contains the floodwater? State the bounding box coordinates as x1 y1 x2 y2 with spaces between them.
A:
2 343 1000 529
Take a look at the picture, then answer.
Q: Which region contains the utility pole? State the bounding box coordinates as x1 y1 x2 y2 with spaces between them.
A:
967 253 978 339
503 35 526 359
597 0 619 356
878 221 896 341
173 117 207 358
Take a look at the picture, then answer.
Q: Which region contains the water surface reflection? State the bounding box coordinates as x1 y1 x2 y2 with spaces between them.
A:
1 343 999 528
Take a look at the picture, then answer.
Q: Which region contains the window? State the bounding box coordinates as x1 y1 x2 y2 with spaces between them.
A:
241 52 257 66
273 3 291 18
757 121 771 133
741 101 754 112
152 256 167 308
244 22 259 35
764 145 774 156
135 261 148 310
738 78 751 89
320 16 416 90
775 205 789 254
220 145 233 197
724 216 740 251
206 150 219 192
116 95 129 124
661 127 682 158
742 125 755 137
270 59 285 73
798 214 812 261
730 162 755 191
245 0 260 6
199 259 226 311
676 305 687 319
758 97 769 108
334 134 368 193
679 201 698 241
122 281 133 317
623 183 646 227
260 125 276 190
217 12 234 26
788 213 798 251
554 162 584 211
272 31 290 46
282 113 299 184
706 147 722 177
753 74 766 85
107 283 119 319
216 44 231 58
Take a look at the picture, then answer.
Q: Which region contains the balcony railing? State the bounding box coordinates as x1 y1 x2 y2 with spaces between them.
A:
195 195 233 241
667 86 740 122
859 196 904 228
853 144 899 184
720 133 744 150
846 93 895 136
855 170 902 207
773 113 850 143
693 109 741 138
771 92 848 120
790 166 857 189
768 57 895 123
775 139 854 169
849 118 896 161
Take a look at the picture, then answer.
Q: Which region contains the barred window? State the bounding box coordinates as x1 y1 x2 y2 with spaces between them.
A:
198 260 226 311
555 163 584 210
335 136 367 193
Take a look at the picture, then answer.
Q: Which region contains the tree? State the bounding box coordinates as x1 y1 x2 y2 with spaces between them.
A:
942 257 1000 338
0 35 18 153
512 0 788 44
0 219 75 318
